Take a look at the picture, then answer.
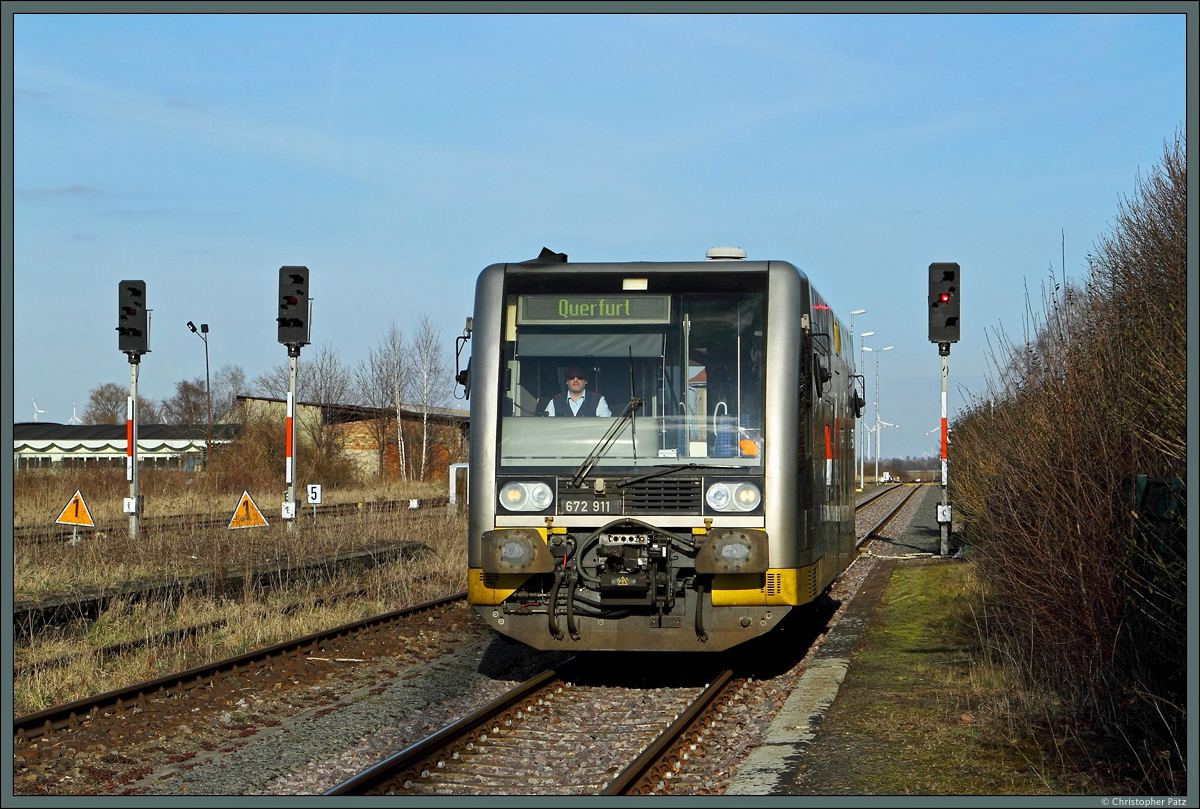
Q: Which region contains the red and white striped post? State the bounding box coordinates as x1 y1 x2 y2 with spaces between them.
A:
285 351 298 532
285 390 294 486
939 348 950 556
127 362 139 539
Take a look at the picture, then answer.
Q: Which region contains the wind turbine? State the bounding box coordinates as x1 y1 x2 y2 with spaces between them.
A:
32 399 47 422
67 403 83 425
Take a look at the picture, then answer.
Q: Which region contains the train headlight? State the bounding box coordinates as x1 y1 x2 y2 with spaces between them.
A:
705 482 761 512
733 483 762 510
695 528 769 573
498 481 554 512
481 529 556 574
705 484 731 511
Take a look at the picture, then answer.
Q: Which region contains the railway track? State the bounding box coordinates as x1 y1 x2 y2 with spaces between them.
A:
856 483 922 548
14 484 928 796
12 496 453 546
12 592 470 746
325 658 745 795
325 485 925 796
15 485 914 679
13 539 428 637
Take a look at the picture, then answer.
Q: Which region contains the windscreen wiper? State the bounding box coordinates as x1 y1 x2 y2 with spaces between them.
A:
568 397 643 488
616 462 742 490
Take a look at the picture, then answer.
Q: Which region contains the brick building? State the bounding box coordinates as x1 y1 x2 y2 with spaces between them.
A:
235 396 468 482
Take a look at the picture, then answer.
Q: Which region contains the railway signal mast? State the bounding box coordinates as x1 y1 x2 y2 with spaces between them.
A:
928 262 960 556
277 266 311 531
117 280 150 539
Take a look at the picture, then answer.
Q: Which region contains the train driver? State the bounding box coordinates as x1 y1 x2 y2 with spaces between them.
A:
544 365 611 417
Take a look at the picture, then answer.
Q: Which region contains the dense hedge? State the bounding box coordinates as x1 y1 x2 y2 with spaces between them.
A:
950 130 1186 792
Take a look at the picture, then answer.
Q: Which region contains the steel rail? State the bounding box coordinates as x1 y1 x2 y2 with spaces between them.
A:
13 591 466 744
323 661 576 795
854 482 905 510
321 489 917 794
856 483 923 551
601 667 737 794
13 496 454 545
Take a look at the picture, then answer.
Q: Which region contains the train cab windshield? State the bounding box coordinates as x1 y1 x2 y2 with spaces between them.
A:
498 278 766 472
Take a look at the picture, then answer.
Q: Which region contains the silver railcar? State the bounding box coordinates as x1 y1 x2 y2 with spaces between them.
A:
460 249 863 652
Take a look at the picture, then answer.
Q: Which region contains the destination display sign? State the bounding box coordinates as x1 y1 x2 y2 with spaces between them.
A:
518 294 671 325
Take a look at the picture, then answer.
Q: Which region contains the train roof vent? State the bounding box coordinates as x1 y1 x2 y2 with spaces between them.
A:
705 246 746 261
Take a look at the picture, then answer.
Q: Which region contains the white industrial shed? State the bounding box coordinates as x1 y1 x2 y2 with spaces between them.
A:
12 423 239 472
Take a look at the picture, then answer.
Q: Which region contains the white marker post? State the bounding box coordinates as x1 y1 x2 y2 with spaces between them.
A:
306 483 322 524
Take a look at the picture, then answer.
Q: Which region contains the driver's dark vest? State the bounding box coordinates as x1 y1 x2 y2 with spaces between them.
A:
551 392 601 417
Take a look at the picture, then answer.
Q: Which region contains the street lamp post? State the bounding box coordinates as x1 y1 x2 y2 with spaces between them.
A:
858 330 874 490
864 345 892 483
187 321 213 464
849 310 866 491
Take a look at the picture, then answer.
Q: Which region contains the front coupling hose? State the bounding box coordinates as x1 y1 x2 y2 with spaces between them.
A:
695 579 708 642
566 570 580 641
547 566 565 640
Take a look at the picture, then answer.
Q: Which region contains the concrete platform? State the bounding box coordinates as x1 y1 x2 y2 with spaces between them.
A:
726 485 949 795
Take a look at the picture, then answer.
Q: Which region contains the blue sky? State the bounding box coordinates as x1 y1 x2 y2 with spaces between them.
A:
7 7 1190 461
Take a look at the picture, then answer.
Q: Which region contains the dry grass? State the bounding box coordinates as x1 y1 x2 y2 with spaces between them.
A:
12 467 469 717
14 465 449 528
12 398 472 716
15 495 458 602
798 562 1106 795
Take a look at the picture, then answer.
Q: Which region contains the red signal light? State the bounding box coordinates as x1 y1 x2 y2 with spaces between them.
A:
937 292 951 304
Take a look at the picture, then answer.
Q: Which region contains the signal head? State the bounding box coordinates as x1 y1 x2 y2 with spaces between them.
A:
118 280 149 353
928 263 960 344
277 266 311 346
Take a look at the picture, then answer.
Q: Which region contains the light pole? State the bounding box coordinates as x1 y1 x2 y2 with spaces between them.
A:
187 321 213 464
849 310 866 491
858 330 874 490
864 345 892 483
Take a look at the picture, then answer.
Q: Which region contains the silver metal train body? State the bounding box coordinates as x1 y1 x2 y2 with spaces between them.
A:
462 250 862 652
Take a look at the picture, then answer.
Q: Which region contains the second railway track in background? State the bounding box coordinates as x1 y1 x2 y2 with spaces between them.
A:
12 593 473 746
12 495 453 547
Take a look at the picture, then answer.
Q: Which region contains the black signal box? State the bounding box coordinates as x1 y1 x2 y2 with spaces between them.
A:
928 263 960 343
118 280 149 353
277 266 310 345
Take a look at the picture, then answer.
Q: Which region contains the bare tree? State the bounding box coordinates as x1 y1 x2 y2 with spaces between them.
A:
253 343 354 464
160 377 207 425
82 382 160 424
252 362 292 401
303 345 354 461
211 363 247 422
411 314 450 481
355 324 412 480
83 383 126 424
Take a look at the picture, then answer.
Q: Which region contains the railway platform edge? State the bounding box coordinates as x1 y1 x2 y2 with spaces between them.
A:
727 485 946 795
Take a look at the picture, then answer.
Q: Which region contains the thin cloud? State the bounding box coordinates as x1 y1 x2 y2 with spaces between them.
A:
15 184 107 198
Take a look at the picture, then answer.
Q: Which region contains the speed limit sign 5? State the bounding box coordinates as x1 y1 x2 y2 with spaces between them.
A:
306 484 322 505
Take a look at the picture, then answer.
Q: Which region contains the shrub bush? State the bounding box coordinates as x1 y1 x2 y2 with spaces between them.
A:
950 129 1186 792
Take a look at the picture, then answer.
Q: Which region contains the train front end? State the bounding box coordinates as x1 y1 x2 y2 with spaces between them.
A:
465 253 812 652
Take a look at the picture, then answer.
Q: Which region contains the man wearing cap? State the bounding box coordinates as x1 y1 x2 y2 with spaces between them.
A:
545 365 612 417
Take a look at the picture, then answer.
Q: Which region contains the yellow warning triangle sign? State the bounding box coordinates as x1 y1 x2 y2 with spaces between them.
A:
228 490 269 529
56 490 95 527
